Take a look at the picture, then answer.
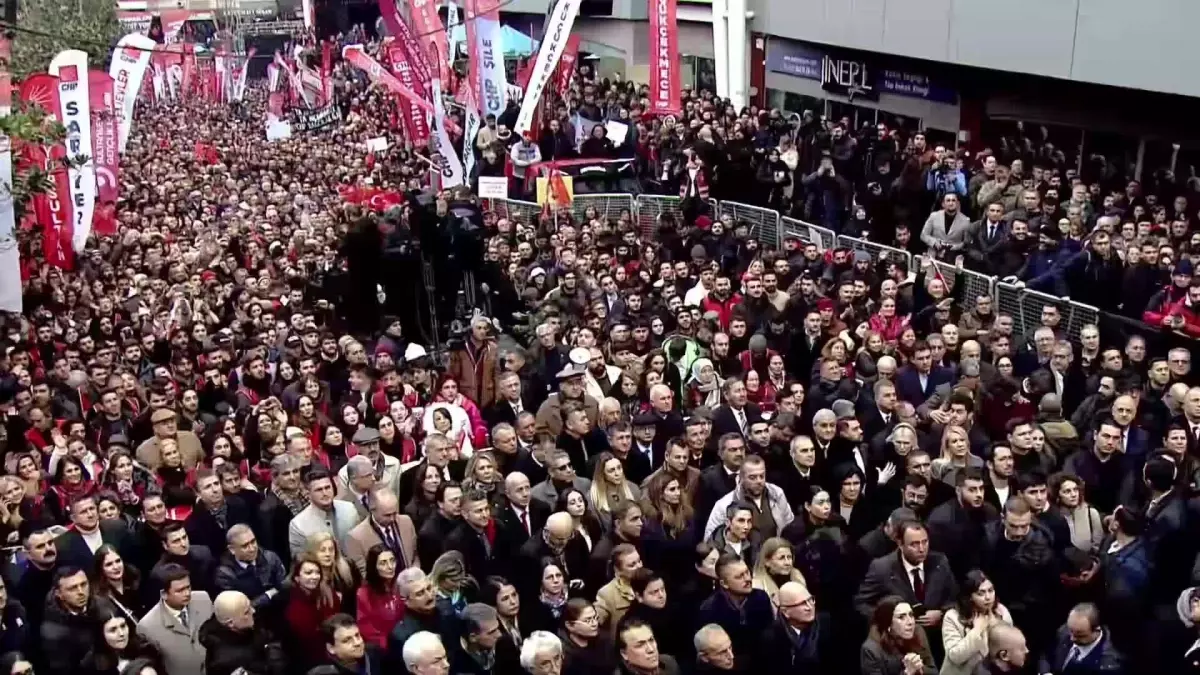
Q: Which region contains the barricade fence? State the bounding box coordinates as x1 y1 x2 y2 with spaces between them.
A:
486 195 1106 342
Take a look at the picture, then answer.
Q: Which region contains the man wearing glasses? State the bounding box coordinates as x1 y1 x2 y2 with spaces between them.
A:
530 449 591 511
757 582 835 672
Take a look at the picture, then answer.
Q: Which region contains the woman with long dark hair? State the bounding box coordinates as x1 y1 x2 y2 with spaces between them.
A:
355 544 404 648
860 595 936 675
46 455 97 523
554 488 603 554
402 463 441 530
940 571 1012 675
279 553 341 673
92 545 147 623
79 606 160 675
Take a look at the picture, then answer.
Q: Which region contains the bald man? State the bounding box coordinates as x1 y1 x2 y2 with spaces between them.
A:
496 472 550 555
515 511 586 597
760 582 830 670
647 384 685 468
204 591 286 675
343 487 419 574
982 623 1029 673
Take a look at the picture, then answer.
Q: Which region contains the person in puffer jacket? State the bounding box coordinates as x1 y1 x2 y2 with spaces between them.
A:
1144 261 1200 335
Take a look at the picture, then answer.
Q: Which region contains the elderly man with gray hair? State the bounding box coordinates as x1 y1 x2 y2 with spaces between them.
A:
344 487 419 574
389 569 448 666
338 455 379 519
257 453 309 568
213 523 287 609
400 630 449 675
519 631 562 675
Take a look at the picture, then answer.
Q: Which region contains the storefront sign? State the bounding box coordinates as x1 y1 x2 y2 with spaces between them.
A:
821 55 877 100
767 39 956 105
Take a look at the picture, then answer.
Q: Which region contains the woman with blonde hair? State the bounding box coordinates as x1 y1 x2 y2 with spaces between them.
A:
305 531 361 614
587 452 642 531
429 550 477 617
751 537 807 608
462 451 501 504
931 425 983 486
816 337 856 380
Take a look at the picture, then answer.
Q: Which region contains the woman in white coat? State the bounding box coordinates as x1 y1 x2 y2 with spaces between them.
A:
940 570 1013 675
422 402 476 459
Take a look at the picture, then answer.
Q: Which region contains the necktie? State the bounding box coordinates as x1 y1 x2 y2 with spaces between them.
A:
520 510 530 535
361 494 370 511
988 224 996 240
179 607 190 629
735 408 747 433
1065 645 1081 666
911 568 925 602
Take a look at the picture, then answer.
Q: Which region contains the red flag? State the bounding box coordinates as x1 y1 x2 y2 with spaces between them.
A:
18 74 74 269
555 35 580 98
648 0 682 114
321 41 333 104
550 170 571 207
180 43 196 96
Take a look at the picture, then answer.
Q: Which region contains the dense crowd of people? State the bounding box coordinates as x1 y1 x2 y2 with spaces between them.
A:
1 26 1200 675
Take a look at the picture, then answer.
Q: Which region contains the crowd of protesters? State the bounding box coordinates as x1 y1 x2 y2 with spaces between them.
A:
1 25 1199 675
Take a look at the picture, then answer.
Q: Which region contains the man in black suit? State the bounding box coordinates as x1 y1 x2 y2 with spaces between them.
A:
982 443 1017 512
556 400 609 471
927 467 999 580
859 379 899 441
965 201 1010 275
854 521 959 627
694 433 747 526
417 481 462 570
495 472 549 558
186 468 254 556
786 310 825 382
484 371 536 429
895 341 954 407
399 433 466 507
152 521 216 594
646 385 684 467
444 489 502 580
712 377 762 438
604 421 653 486
54 494 136 570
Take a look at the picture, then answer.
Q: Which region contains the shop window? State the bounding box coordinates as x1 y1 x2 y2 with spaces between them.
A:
681 56 717 94
766 88 823 118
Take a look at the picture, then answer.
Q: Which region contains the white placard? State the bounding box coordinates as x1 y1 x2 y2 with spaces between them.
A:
366 136 389 152
605 120 629 146
266 117 293 141
478 176 509 199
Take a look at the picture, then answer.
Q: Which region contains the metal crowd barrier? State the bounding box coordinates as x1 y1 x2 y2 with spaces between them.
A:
485 195 1109 343
996 282 1099 344
718 201 782 249
569 194 636 228
837 235 912 271
931 260 995 308
782 216 836 252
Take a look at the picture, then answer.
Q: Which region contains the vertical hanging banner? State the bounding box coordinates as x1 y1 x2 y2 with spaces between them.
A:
466 0 507 119
214 54 227 102
429 78 464 189
108 33 155 153
234 48 257 101
17 75 74 269
446 1 461 67
0 35 19 312
515 0 584 135
342 45 459 134
407 0 452 86
321 41 333 104
555 34 580 97
180 43 196 97
649 0 682 114
89 72 119 237
48 50 96 253
462 89 480 180
390 12 433 97
266 63 281 92
385 44 430 147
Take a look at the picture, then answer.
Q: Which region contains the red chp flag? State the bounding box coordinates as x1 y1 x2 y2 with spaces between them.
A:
386 44 430 147
649 0 681 114
88 71 119 236
321 41 333 104
17 74 74 269
342 45 459 134
181 43 197 96
555 35 580 97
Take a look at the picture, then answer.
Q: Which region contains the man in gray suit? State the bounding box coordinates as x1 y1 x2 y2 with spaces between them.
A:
137 563 215 675
288 467 363 558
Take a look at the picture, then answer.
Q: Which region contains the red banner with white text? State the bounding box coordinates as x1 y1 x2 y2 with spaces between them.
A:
88 71 119 236
386 44 430 147
17 75 74 269
648 0 681 115
342 45 459 134
556 35 580 98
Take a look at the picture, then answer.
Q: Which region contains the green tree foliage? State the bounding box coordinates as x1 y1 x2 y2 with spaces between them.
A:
0 98 70 225
10 0 120 78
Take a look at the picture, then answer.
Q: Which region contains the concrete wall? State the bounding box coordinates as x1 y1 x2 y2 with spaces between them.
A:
749 0 1200 98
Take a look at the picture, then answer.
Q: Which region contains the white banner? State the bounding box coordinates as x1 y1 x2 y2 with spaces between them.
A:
478 176 508 199
108 33 155 153
463 104 480 180
446 1 461 66
0 67 19 313
267 64 281 92
48 50 96 253
430 78 464 189
234 49 256 101
514 0 583 135
167 63 182 99
475 12 507 119
151 63 165 100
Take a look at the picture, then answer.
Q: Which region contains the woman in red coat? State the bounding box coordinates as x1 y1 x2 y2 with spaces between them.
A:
355 544 405 647
280 553 342 673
